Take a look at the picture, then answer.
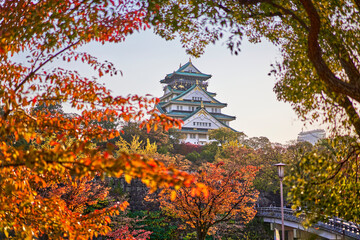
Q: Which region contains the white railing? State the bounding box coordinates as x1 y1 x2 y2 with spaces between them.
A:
256 207 360 239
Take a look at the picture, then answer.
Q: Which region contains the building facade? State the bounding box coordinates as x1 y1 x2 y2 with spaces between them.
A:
156 60 237 145
297 129 326 145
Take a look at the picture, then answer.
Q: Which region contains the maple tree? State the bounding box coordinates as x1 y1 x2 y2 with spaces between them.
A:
216 141 279 193
0 0 203 239
158 163 259 240
36 175 123 239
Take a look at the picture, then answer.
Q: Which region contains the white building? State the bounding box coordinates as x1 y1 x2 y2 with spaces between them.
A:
297 129 326 145
156 60 238 145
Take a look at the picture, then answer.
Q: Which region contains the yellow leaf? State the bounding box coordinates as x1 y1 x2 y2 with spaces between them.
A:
170 190 177 201
124 174 132 183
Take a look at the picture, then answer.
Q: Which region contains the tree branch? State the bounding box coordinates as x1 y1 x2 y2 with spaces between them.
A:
269 2 309 31
14 40 80 93
338 96 360 136
216 1 308 31
318 149 356 184
299 0 360 103
338 50 360 87
236 0 269 5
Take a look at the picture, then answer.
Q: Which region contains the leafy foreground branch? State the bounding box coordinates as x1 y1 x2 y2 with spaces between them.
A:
0 1 207 239
287 137 360 225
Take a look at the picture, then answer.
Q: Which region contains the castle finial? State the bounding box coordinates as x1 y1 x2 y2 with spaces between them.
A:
201 100 204 108
180 63 182 68
189 57 191 63
196 79 199 85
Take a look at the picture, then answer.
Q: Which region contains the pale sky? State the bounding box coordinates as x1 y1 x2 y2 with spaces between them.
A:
70 30 323 143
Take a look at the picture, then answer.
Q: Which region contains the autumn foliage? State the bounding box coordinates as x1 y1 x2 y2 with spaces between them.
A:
107 225 152 240
35 175 129 239
158 163 259 240
45 175 117 213
0 0 198 239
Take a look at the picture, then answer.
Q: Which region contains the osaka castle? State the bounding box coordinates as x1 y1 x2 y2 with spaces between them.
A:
156 60 237 145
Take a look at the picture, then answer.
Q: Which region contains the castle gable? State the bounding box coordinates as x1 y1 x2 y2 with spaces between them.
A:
182 108 227 130
182 86 212 102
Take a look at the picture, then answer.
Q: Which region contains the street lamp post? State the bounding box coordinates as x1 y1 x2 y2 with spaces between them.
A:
275 163 286 240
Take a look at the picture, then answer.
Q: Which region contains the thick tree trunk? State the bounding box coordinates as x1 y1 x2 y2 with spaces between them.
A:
196 227 208 240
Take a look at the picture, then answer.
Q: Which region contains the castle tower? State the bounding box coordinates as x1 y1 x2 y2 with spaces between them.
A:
156 61 237 145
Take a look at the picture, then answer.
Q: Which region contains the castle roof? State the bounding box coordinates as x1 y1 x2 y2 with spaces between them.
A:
156 102 166 113
158 83 226 107
165 111 191 118
160 85 216 102
163 100 226 107
212 113 236 120
160 61 212 83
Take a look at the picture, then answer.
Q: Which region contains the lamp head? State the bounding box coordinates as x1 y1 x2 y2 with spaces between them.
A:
274 163 286 179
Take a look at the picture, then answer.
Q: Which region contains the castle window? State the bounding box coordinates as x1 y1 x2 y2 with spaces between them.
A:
199 134 207 139
193 122 212 128
192 97 203 101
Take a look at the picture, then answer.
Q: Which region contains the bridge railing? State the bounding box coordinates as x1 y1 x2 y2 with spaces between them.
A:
256 207 360 239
